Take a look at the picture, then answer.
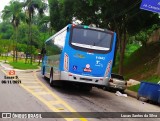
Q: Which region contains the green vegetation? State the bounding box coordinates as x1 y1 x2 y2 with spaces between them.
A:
135 24 159 46
0 0 49 64
0 56 39 70
128 84 140 92
128 76 160 92
125 43 141 58
146 76 160 84
0 56 12 62
9 62 38 70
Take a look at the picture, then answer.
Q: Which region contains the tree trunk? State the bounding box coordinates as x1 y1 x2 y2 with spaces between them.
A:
118 28 127 75
157 53 160 75
25 27 29 64
119 40 125 75
29 16 33 65
15 27 18 62
13 39 15 62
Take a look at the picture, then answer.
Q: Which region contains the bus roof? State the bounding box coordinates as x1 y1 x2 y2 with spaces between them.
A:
71 24 114 34
45 25 69 43
45 24 114 43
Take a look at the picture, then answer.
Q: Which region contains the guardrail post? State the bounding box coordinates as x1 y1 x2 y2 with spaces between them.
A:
157 53 160 75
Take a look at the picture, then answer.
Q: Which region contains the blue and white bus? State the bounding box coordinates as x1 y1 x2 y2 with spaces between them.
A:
41 24 117 90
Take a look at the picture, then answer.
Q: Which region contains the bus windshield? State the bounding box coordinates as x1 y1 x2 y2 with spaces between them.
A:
71 28 113 51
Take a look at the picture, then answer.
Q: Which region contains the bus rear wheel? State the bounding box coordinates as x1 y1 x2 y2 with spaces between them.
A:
81 84 92 92
49 69 54 86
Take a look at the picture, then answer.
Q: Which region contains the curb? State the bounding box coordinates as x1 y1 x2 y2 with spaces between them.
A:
124 89 137 99
0 63 13 70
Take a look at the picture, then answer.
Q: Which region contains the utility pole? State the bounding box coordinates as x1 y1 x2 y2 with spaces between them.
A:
157 53 160 75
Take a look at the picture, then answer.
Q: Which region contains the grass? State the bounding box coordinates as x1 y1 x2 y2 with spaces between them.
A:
128 84 140 92
0 56 12 62
128 75 160 92
145 75 160 84
0 56 39 70
9 62 38 70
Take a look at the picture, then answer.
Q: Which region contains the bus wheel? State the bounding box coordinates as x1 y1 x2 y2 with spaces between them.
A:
43 66 47 79
49 69 54 86
42 66 45 75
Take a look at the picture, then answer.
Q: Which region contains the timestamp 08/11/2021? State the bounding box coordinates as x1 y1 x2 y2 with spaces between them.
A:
1 75 21 84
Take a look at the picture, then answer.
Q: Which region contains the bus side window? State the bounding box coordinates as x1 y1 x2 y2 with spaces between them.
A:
45 39 62 56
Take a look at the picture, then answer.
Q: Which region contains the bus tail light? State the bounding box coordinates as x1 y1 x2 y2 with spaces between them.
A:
64 53 69 71
100 78 103 81
68 74 72 76
105 60 112 77
72 24 76 27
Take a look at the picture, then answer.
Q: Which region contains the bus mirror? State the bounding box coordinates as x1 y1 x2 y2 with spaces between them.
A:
67 27 70 32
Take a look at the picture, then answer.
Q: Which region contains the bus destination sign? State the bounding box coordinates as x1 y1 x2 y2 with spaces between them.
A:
140 0 160 14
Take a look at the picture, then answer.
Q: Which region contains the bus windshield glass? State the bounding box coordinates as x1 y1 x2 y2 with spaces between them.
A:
71 28 113 51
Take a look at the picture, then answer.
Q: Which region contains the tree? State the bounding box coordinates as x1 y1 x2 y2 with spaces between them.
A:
157 54 160 75
46 0 160 74
48 0 77 31
39 15 50 33
17 23 41 48
90 0 159 74
23 0 47 64
0 39 12 59
2 0 25 62
0 22 13 39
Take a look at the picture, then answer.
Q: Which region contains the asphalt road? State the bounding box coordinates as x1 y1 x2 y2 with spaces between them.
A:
0 68 64 121
36 71 160 121
0 66 159 121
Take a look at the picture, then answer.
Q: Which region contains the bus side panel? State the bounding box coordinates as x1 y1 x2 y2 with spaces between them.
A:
59 25 71 74
104 33 117 78
42 25 69 79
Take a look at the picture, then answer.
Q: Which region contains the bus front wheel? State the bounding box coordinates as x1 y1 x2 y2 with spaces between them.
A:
43 66 47 79
43 66 45 75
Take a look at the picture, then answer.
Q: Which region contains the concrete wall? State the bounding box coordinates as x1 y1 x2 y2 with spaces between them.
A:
147 28 160 43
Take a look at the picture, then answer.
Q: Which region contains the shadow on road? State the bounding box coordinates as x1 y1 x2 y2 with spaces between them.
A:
43 76 110 99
